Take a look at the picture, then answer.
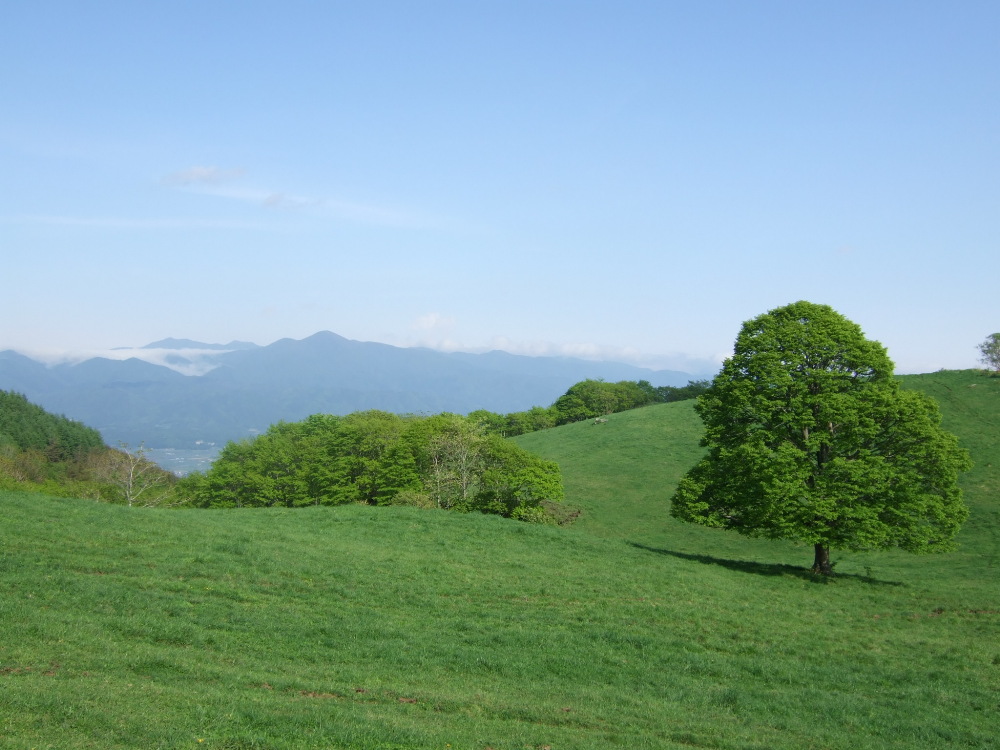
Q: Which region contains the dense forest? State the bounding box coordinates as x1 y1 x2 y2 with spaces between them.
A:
0 389 104 494
0 389 104 459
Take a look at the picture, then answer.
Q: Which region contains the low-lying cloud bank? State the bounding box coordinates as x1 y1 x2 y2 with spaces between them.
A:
12 347 230 377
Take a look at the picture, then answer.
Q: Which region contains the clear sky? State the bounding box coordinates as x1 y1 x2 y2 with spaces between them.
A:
2 1 998 375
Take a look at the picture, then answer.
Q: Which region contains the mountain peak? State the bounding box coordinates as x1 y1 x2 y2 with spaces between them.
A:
302 331 350 344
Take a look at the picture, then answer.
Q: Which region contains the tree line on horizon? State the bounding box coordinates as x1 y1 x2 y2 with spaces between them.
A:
471 378 711 437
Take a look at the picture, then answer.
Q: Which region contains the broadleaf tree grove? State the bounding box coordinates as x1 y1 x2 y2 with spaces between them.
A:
181 410 563 521
670 301 972 574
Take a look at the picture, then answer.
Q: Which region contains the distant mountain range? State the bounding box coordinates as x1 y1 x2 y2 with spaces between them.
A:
0 331 701 448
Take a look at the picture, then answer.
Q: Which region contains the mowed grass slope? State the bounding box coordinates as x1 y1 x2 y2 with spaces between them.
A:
2 370 998 749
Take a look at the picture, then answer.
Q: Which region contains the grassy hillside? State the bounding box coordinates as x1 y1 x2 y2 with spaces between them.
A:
900 370 1000 535
1 371 997 749
516 369 999 577
516 399 705 543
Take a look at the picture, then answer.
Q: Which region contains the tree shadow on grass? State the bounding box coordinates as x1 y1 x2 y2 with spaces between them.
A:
628 542 904 586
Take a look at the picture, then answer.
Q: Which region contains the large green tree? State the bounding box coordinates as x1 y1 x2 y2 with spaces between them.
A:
670 301 971 574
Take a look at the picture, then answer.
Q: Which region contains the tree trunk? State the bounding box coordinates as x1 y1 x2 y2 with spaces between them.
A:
812 544 834 575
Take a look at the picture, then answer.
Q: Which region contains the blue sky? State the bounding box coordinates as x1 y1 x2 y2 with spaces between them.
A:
2 1 998 375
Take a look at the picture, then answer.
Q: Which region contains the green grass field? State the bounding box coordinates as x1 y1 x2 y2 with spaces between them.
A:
2 371 997 749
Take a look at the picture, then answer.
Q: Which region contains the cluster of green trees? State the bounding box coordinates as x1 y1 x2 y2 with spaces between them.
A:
179 411 563 522
472 378 710 437
0 390 177 504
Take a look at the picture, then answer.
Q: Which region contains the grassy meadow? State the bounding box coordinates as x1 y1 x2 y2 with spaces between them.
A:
1 370 997 749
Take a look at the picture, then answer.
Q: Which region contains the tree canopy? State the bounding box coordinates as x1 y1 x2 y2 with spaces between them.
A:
181 411 563 521
670 301 972 574
0 390 104 460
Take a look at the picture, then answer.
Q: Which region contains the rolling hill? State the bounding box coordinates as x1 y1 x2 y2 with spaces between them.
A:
0 370 996 749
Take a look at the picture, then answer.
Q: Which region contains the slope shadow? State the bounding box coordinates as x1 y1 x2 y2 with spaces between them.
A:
628 543 904 586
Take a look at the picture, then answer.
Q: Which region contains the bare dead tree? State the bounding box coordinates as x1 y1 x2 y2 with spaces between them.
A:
96 442 173 507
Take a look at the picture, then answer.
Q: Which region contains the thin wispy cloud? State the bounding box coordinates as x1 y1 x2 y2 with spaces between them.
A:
1 214 269 230
394 327 720 374
412 312 456 331
486 336 644 363
161 166 246 186
162 166 451 229
479 339 721 374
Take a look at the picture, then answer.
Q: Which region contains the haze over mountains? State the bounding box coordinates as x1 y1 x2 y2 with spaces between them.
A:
0 331 700 448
